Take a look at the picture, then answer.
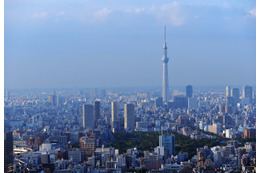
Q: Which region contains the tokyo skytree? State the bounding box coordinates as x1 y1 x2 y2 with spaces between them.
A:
162 26 169 103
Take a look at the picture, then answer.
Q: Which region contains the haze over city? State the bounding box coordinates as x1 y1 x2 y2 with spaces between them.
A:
3 0 257 173
4 0 256 89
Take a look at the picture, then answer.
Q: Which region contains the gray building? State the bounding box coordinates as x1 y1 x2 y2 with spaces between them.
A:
231 88 240 106
111 101 118 129
4 131 13 173
83 104 94 129
242 85 252 104
94 100 101 128
124 104 135 130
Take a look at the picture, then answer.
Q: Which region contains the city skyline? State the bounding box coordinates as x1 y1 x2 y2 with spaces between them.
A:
4 0 256 89
2 1 257 172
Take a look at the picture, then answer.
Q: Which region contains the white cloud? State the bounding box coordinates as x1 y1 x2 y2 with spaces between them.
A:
56 11 65 16
32 12 48 19
125 8 145 14
150 1 185 26
135 8 145 14
222 2 230 8
249 7 256 17
93 8 112 21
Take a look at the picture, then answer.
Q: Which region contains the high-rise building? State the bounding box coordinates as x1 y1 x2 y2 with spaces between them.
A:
159 135 175 156
226 97 233 106
57 95 65 106
212 147 222 168
48 92 57 106
186 85 193 98
4 131 13 173
231 88 240 105
225 105 232 114
242 85 252 104
94 100 101 127
111 101 118 122
162 26 169 103
83 104 94 129
124 104 135 130
111 101 118 131
231 88 239 98
226 86 231 97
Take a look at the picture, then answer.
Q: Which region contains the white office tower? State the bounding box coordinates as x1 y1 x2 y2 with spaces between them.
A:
226 86 231 97
111 101 118 131
124 104 135 130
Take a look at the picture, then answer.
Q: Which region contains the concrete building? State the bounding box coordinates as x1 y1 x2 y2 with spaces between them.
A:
208 123 220 135
80 134 96 160
4 131 13 173
48 94 57 106
231 88 240 106
83 104 94 129
111 101 118 128
94 100 101 128
226 86 231 97
124 104 135 130
242 85 253 104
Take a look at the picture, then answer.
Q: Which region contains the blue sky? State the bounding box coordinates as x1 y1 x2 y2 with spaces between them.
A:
4 0 256 89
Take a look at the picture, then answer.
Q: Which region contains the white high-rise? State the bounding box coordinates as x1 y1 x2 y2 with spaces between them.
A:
111 101 118 125
162 26 169 103
226 86 231 97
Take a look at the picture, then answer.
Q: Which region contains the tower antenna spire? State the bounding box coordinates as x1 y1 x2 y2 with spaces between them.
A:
164 25 166 44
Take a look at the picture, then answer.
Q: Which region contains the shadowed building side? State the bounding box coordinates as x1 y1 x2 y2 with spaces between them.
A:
83 104 94 129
